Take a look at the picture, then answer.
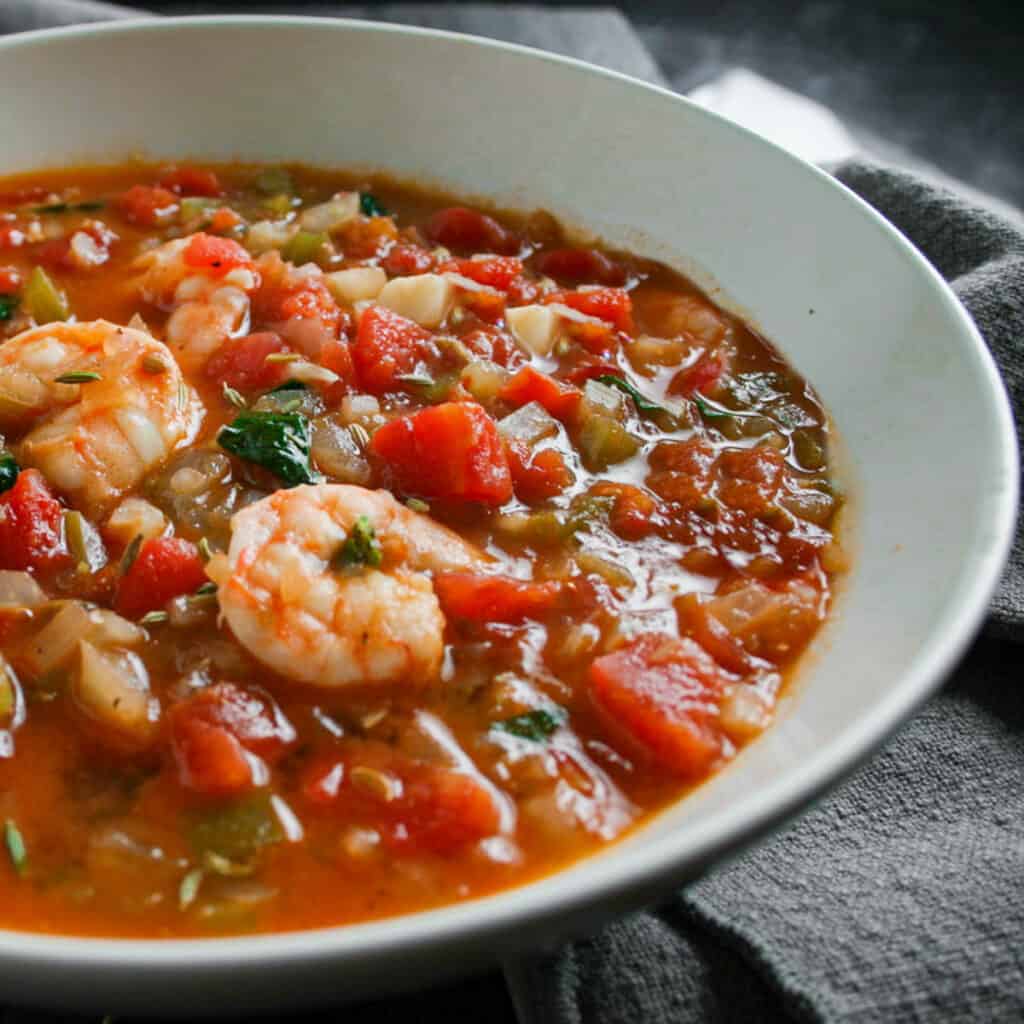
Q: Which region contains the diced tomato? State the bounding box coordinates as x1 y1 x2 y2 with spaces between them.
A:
157 167 223 198
206 332 290 392
0 469 68 572
590 482 657 539
545 287 633 333
590 634 732 777
716 447 784 516
116 184 179 227
209 207 243 234
460 326 526 369
115 537 209 619
505 441 573 503
506 275 541 305
438 256 523 291
646 439 717 510
460 288 506 324
0 267 21 293
183 233 252 276
337 216 399 260
435 572 563 623
424 207 519 255
370 401 512 505
381 243 434 277
670 350 727 396
534 248 627 286
302 744 501 854
0 225 27 250
499 366 582 422
351 305 438 394
564 360 623 386
254 276 343 333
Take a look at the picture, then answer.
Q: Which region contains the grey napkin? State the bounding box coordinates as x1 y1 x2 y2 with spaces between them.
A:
3 5 1024 1024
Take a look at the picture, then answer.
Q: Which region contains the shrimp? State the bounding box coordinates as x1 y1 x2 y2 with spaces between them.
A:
135 234 259 371
0 320 201 515
212 484 483 688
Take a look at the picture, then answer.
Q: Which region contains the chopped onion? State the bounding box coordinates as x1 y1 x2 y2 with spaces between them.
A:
583 379 627 419
497 401 559 445
245 219 298 254
311 420 371 485
719 684 772 741
105 497 167 547
0 571 47 609
74 642 157 743
298 193 359 233
25 602 144 678
461 360 510 405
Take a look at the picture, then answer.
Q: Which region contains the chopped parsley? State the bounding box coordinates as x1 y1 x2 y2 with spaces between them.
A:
217 410 318 487
360 193 388 217
596 374 665 417
492 707 567 742
33 200 105 214
693 394 732 421
4 819 26 876
269 379 307 394
334 515 382 571
0 453 19 494
0 296 17 322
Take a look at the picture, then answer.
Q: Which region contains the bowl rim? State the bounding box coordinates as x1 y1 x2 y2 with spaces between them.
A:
0 12 1017 971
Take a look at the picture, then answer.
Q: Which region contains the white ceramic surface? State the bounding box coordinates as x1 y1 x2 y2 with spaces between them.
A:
0 16 1016 1016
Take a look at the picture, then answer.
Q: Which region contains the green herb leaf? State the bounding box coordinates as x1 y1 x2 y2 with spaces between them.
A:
405 498 430 514
0 296 17 322
217 410 317 487
0 453 19 494
4 819 27 876
492 707 567 742
194 581 218 597
197 537 213 563
139 610 168 626
33 200 105 214
360 193 388 217
202 850 256 878
596 374 665 417
55 371 101 385
693 394 731 421
178 867 203 910
334 515 382 571
269 379 307 394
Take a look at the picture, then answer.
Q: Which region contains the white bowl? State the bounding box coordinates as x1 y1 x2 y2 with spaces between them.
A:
0 16 1016 1016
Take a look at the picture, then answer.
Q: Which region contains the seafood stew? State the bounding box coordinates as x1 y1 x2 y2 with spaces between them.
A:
0 164 844 937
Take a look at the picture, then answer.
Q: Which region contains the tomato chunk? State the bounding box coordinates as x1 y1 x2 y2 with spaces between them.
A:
381 243 434 277
0 469 68 571
505 441 573 503
115 537 208 618
302 743 501 854
534 248 626 286
438 256 523 291
670 350 727 396
436 573 562 623
168 683 295 799
425 207 519 255
206 332 290 392
499 366 582 421
116 184 178 227
370 402 512 505
546 287 633 333
183 233 252 276
157 167 223 197
0 267 21 293
589 634 732 777
352 305 439 395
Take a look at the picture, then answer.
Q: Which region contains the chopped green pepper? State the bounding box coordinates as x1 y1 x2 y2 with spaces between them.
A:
693 394 732 421
24 267 69 324
596 374 666 417
189 794 283 862
0 296 17 322
282 230 328 265
578 415 641 470
217 410 318 487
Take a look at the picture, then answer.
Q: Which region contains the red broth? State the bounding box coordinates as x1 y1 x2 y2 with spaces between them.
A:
0 164 845 936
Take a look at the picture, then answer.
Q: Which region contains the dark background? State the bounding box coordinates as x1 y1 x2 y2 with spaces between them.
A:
145 0 1024 210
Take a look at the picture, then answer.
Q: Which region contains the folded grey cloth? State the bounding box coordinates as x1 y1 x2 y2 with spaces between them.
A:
511 163 1024 1023
3 5 1024 1024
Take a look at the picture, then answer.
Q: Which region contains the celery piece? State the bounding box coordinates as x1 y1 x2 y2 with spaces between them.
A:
254 167 294 196
577 415 640 470
24 267 69 324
